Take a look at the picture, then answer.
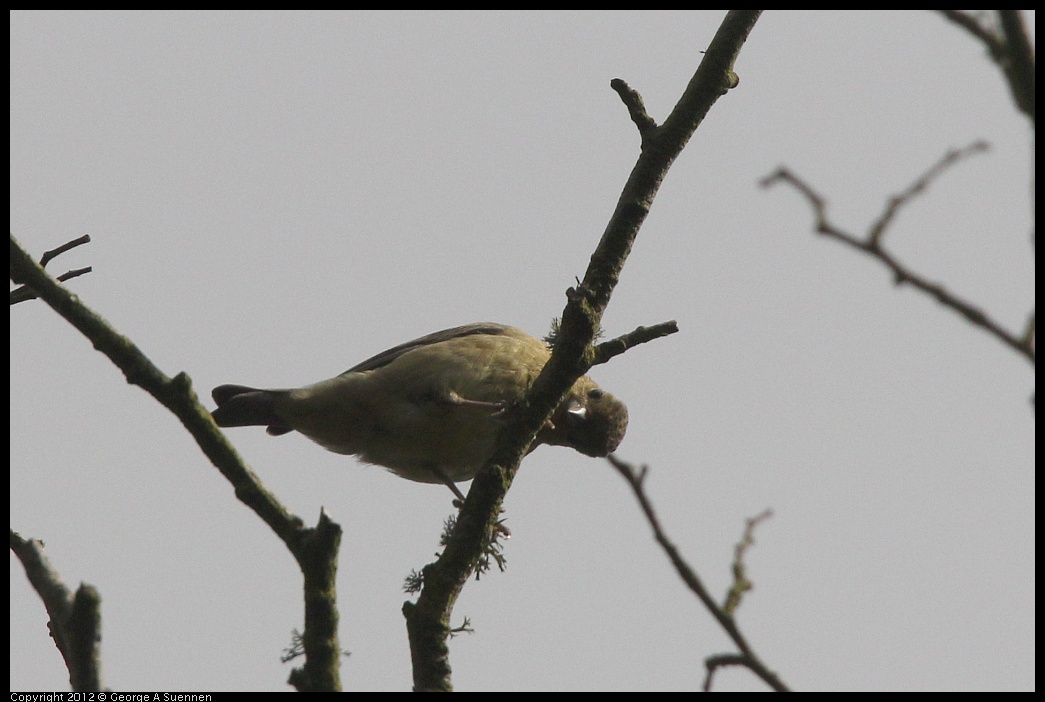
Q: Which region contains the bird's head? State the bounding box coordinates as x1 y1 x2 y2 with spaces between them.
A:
542 377 628 457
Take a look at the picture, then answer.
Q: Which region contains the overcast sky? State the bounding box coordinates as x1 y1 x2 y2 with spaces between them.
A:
11 11 1034 692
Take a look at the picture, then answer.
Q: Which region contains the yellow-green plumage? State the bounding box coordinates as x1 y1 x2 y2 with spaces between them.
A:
211 323 627 488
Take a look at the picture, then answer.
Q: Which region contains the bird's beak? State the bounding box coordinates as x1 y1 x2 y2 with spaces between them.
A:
566 399 587 421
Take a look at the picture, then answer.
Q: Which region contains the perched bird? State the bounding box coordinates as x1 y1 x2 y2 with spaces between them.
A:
211 323 627 499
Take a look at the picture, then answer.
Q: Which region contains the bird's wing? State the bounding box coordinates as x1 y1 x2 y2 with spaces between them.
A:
339 323 518 374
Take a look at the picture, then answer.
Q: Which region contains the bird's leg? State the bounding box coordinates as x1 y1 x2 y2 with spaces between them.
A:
428 464 511 537
452 391 559 431
429 464 467 506
443 390 506 413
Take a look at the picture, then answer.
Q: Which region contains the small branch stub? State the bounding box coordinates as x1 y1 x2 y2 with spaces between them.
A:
611 78 658 136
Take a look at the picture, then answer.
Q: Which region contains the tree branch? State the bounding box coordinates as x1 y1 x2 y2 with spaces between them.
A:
402 10 763 691
760 143 1035 367
10 234 92 305
10 233 343 691
10 530 104 692
939 11 1035 122
593 320 679 366
606 458 787 692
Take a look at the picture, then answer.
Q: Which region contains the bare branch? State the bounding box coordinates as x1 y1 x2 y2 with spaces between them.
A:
40 234 92 268
611 78 658 136
593 320 679 366
868 141 990 246
938 11 1002 51
996 11 1036 121
939 11 1035 122
608 456 788 692
403 12 764 691
10 530 104 692
761 145 1035 367
10 233 344 691
724 508 774 617
10 234 93 305
704 653 751 692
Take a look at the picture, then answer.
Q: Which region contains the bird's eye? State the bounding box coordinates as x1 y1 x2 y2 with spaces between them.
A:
587 388 604 400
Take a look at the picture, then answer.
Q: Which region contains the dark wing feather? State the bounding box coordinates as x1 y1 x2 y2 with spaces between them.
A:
339 323 515 375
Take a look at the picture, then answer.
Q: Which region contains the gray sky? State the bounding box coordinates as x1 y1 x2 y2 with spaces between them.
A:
10 11 1034 692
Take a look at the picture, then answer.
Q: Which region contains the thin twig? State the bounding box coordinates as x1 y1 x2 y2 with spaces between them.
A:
40 234 92 268
610 78 658 136
868 141 990 246
761 143 1034 366
10 234 93 305
724 508 774 617
938 11 1002 52
593 320 679 366
607 456 788 692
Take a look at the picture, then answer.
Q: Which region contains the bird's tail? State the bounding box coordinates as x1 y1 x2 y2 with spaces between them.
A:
211 384 293 435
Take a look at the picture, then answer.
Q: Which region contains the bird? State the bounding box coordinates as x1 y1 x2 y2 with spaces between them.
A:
211 323 628 500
